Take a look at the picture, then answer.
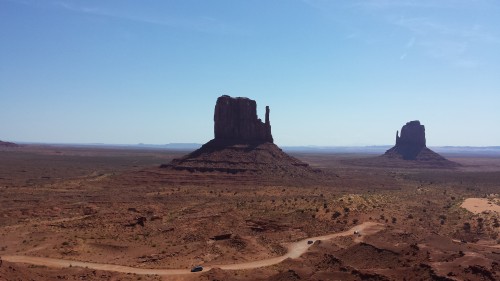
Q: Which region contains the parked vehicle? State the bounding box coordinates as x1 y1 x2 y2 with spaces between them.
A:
191 265 203 272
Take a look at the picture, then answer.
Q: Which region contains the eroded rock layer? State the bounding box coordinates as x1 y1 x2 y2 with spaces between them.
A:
162 95 317 177
382 120 458 167
214 95 273 144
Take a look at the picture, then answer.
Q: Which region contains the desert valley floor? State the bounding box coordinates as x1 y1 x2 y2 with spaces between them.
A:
0 145 499 281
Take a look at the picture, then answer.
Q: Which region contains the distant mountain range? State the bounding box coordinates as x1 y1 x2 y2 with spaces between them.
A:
12 142 500 156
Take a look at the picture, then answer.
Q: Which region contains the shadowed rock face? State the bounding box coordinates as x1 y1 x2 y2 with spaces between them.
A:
384 120 455 164
214 95 273 144
396 120 426 148
161 95 318 178
391 121 427 160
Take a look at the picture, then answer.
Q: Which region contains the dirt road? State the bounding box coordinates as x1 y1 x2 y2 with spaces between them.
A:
2 221 383 276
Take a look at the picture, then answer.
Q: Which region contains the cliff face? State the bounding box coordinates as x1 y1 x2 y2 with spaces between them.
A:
383 120 456 166
162 95 318 178
389 120 427 160
396 120 426 148
214 95 273 144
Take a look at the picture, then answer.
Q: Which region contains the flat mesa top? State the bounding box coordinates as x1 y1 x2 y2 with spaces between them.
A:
218 95 254 102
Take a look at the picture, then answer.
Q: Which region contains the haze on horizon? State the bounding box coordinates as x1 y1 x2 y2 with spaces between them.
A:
1 0 499 147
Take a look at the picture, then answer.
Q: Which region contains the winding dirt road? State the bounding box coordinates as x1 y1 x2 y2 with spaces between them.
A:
2 221 383 276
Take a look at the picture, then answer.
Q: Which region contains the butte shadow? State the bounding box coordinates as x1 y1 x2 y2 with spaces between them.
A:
160 95 321 181
345 120 460 169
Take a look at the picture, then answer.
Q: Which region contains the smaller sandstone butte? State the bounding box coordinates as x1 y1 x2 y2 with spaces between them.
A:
214 95 273 144
0 140 18 148
388 120 427 160
383 120 458 166
396 120 426 149
161 95 318 179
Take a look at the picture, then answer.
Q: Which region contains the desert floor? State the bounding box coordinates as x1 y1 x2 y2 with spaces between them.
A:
0 145 499 280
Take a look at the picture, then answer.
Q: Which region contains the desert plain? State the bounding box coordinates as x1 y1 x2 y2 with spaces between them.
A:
0 145 499 281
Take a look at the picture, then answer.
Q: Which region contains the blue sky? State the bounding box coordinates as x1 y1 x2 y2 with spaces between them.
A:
1 0 499 146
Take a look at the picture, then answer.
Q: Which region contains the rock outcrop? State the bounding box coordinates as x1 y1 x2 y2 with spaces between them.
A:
396 120 426 148
161 95 318 179
0 140 18 147
382 120 458 167
214 95 273 144
389 121 427 160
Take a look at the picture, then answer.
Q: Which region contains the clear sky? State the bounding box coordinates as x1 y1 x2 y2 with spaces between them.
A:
1 0 499 146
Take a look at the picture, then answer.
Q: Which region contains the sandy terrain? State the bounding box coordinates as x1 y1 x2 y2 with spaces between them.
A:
461 197 500 214
1 146 499 280
2 222 383 275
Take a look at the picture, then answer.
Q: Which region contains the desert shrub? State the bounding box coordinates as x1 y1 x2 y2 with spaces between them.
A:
332 211 341 219
463 222 471 232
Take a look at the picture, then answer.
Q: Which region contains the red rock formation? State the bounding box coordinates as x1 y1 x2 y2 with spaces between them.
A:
383 120 458 166
214 95 273 144
396 120 426 148
161 95 318 178
388 121 428 160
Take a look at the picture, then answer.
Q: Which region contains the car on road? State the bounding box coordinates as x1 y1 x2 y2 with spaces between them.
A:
307 240 314 244
191 266 203 272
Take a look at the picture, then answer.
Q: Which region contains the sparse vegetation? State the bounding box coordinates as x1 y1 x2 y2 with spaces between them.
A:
0 147 499 280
